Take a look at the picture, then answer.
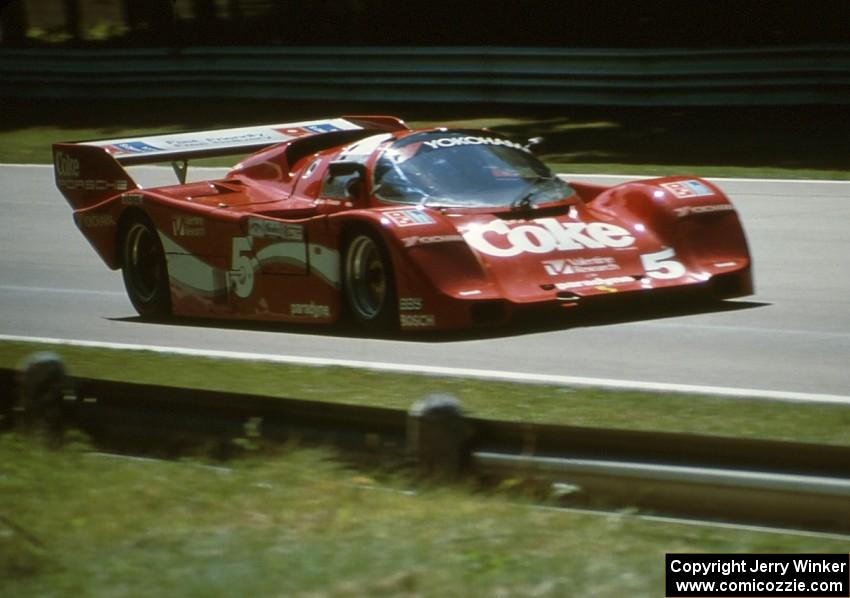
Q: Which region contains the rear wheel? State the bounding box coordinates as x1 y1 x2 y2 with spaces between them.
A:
121 215 171 318
342 230 397 332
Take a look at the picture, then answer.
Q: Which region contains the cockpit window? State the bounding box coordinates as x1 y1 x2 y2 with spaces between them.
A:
373 131 574 208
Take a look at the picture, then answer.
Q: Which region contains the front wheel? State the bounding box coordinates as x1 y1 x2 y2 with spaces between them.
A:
342 230 397 332
121 215 171 318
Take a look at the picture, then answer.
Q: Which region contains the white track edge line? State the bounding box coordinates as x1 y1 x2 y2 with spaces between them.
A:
2 334 848 405
2 163 848 184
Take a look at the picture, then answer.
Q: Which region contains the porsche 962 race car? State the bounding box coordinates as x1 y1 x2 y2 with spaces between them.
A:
53 116 752 332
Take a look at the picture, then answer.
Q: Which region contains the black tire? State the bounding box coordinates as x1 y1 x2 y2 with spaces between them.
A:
342 229 398 331
120 214 171 318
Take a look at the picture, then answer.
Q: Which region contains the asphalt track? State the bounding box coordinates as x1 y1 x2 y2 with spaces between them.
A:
1 164 848 399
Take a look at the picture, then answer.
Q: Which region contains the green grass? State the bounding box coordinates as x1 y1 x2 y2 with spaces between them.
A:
0 125 179 165
2 99 848 179
2 433 847 597
3 340 850 447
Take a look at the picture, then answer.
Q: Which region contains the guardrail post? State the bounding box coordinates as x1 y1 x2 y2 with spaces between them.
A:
407 394 468 480
16 352 69 439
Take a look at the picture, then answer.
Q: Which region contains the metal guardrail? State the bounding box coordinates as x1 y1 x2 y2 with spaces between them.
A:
1 45 849 105
3 359 850 533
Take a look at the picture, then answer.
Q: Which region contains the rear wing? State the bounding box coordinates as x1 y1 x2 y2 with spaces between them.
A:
53 115 407 210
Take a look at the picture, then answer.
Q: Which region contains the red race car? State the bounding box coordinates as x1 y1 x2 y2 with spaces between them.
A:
53 116 752 331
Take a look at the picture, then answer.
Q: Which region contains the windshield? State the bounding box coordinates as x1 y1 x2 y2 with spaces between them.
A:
372 131 574 208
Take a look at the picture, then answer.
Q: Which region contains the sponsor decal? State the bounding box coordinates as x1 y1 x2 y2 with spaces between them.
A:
277 126 311 137
55 151 80 177
555 276 634 291
422 136 527 152
167 132 276 149
248 218 303 241
673 204 735 218
78 213 115 228
661 180 714 198
464 218 635 258
290 302 331 318
399 297 424 311
56 150 127 192
112 141 162 154
306 123 342 133
402 234 464 248
542 256 619 276
60 179 129 192
172 215 205 237
400 314 436 327
384 210 436 227
122 193 144 205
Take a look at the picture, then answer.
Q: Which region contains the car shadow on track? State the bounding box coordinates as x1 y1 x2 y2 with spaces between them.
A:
426 298 770 342
108 297 770 344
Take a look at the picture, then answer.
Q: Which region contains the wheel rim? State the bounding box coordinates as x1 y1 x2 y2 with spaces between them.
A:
125 223 163 303
345 235 388 320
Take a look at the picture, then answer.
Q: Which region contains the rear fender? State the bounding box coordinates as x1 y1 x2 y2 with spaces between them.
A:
71 191 157 270
76 191 236 271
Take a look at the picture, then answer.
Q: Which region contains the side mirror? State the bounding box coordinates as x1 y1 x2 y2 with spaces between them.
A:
525 136 545 154
345 178 364 200
323 161 367 202
328 160 366 179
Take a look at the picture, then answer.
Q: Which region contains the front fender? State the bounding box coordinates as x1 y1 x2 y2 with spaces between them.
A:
587 176 747 252
329 208 499 328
